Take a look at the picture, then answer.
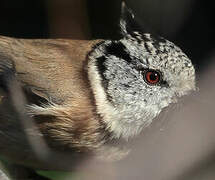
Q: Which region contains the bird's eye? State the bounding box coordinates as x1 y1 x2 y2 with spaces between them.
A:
143 69 161 85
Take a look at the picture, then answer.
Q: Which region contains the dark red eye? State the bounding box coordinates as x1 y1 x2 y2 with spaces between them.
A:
144 69 161 85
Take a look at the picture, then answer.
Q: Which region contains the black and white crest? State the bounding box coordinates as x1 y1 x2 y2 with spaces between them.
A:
119 2 155 39
120 2 143 37
119 2 167 50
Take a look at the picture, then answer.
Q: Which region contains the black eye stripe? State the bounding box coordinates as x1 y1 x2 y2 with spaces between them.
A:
105 42 132 63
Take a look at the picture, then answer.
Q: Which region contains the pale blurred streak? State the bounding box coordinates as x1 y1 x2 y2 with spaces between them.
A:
7 78 52 161
0 163 10 180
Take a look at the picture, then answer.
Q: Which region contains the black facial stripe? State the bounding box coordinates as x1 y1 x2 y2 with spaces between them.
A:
105 42 132 63
96 56 108 90
96 55 114 103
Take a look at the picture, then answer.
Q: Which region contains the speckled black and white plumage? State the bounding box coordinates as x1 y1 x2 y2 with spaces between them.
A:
87 3 196 139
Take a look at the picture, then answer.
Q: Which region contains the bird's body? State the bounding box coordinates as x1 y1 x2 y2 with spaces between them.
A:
0 2 196 179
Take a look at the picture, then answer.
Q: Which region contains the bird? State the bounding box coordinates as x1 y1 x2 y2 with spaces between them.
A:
0 2 196 179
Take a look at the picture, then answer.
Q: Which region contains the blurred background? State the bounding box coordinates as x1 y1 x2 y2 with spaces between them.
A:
0 0 215 179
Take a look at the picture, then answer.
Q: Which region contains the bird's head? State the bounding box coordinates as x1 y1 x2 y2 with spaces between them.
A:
87 2 196 139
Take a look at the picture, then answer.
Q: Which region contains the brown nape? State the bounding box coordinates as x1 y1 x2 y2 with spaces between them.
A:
0 35 102 104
